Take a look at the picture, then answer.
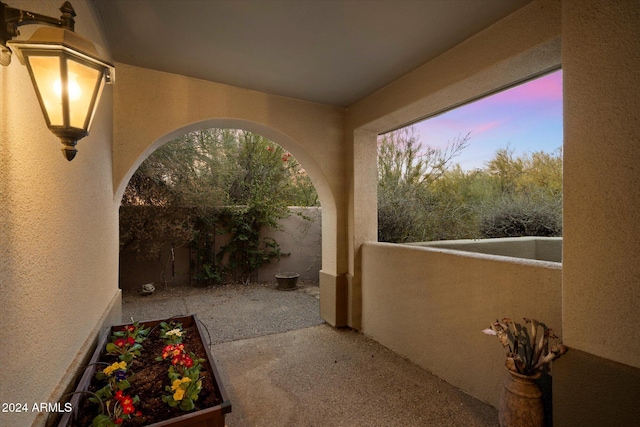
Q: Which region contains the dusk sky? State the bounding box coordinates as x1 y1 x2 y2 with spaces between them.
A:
411 69 563 170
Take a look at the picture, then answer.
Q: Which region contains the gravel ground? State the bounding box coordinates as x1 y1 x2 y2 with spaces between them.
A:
121 282 323 344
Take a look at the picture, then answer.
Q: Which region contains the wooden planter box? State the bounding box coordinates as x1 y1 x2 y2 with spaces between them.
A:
59 315 231 427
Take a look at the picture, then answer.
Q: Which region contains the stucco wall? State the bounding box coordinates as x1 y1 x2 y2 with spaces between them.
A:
0 1 121 426
361 242 562 407
260 207 322 282
410 237 563 263
119 207 322 290
110 64 348 325
553 1 640 424
561 0 640 370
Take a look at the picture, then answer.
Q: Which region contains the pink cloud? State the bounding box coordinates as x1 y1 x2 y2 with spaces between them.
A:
474 119 503 134
508 72 562 101
455 70 562 113
488 71 563 105
410 70 562 156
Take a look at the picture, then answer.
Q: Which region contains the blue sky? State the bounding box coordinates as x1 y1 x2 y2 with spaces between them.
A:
411 69 563 170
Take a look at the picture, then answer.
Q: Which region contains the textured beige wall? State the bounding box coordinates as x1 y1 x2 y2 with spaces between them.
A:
111 64 348 324
345 129 378 329
119 207 322 290
361 242 562 407
0 1 121 425
260 207 322 282
412 237 563 263
562 0 640 369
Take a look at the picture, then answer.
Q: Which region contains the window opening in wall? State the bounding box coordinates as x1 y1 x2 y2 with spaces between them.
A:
377 70 563 243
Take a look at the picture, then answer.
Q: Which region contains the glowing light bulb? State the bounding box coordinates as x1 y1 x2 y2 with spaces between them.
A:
53 75 82 102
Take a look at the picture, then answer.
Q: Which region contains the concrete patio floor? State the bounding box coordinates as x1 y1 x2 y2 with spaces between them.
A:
122 283 498 427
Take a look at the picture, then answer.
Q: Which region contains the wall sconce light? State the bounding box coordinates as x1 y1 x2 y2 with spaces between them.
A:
1 1 114 161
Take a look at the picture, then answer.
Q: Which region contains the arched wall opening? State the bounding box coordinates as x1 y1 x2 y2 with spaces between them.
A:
111 64 348 325
118 122 326 289
115 118 334 213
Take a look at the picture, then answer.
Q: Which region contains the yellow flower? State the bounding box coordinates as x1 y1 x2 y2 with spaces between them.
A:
171 377 192 391
173 388 185 401
103 361 127 376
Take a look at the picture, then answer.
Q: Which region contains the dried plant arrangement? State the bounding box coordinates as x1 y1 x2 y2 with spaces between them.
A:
483 318 568 376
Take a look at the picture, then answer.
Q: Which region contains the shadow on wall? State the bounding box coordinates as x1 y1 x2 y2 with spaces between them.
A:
119 207 321 291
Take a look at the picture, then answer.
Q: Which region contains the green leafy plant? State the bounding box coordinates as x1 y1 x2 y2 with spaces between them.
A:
483 318 568 376
121 129 316 285
105 322 149 362
90 361 132 403
157 342 206 411
162 365 204 411
113 321 150 343
215 206 282 283
157 343 204 371
159 321 187 345
479 196 562 238
377 127 562 243
86 325 147 425
91 390 141 426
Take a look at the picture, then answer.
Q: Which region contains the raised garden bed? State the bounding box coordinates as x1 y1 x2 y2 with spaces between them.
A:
58 315 231 427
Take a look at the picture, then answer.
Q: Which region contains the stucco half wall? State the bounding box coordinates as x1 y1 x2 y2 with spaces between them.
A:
360 242 562 407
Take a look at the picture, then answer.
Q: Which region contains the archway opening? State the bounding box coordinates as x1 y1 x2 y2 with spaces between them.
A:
119 127 322 292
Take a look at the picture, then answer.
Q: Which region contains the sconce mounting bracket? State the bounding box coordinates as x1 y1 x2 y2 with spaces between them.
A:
1 1 75 54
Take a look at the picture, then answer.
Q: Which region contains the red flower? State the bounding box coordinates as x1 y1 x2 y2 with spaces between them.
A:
114 338 127 347
172 353 194 367
114 418 123 425
162 343 187 361
125 325 135 332
114 390 136 415
183 355 194 367
161 344 172 359
172 344 184 356
126 337 135 346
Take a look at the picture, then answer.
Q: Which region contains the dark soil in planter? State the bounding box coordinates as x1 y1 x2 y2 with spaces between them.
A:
74 322 222 426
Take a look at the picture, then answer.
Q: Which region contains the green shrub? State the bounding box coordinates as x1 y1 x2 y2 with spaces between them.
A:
479 197 562 238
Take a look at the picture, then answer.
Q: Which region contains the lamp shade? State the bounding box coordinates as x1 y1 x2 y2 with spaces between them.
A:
8 27 113 160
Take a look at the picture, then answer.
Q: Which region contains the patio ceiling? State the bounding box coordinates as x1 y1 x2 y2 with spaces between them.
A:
92 0 532 108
